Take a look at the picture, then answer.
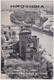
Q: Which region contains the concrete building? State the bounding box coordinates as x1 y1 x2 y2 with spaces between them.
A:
19 28 39 60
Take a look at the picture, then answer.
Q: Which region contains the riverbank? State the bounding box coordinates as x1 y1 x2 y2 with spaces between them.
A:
30 26 53 37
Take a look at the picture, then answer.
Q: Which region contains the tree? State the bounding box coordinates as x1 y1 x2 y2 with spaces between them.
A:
1 36 5 46
4 31 7 35
1 36 5 72
12 31 16 35
47 62 53 79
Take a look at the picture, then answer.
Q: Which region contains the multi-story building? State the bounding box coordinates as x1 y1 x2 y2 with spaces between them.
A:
18 28 48 78
19 28 39 60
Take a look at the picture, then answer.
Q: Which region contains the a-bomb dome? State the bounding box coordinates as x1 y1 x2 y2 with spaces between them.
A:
19 28 31 34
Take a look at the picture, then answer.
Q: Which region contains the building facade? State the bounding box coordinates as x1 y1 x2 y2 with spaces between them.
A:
19 28 39 60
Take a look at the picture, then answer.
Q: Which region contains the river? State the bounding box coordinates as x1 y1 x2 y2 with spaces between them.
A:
1 11 53 56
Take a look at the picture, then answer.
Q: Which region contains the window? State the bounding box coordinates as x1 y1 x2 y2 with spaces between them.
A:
6 36 9 41
30 43 34 47
9 27 11 30
4 31 7 35
9 32 11 36
26 44 30 51
28 44 30 47
41 57 43 60
33 47 36 50
12 31 16 35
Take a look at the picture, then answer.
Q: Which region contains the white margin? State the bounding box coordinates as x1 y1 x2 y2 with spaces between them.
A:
0 0 54 80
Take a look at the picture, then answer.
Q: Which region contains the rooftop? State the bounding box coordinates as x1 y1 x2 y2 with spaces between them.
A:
19 29 31 34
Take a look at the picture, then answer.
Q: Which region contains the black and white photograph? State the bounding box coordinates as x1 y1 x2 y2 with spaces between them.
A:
1 1 53 79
